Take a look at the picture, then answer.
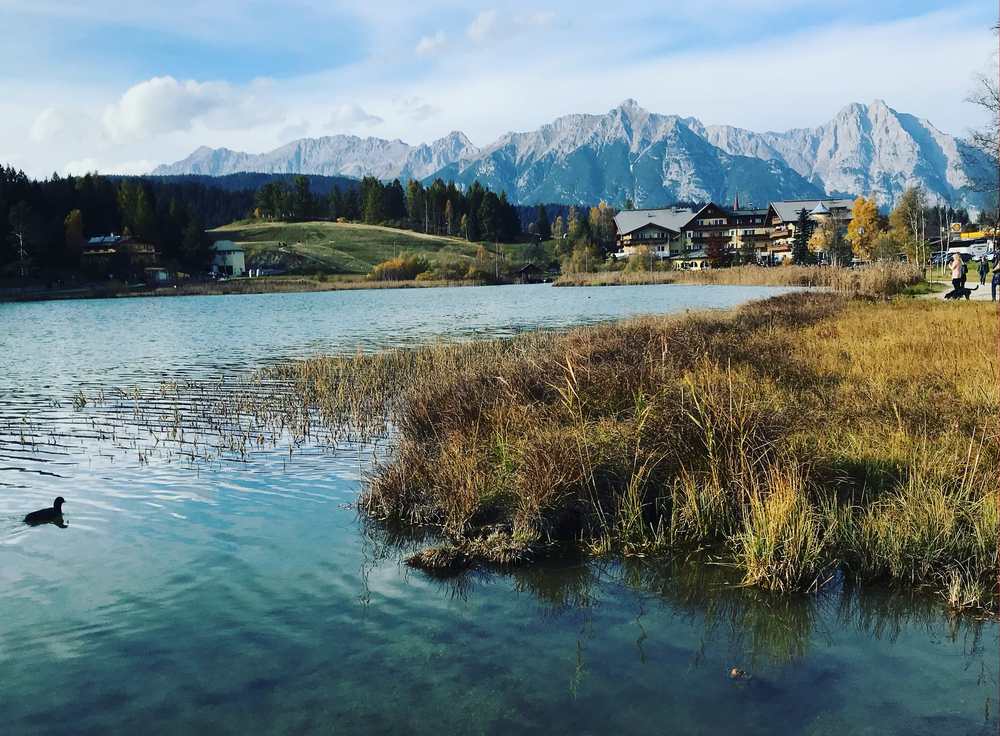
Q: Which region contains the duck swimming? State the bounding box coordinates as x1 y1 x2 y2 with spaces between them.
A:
24 497 66 526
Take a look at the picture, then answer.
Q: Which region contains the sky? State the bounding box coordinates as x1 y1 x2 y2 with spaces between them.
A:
0 0 996 178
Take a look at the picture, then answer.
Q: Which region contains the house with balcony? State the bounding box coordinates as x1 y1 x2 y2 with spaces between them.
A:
681 203 731 247
765 198 855 261
613 207 698 260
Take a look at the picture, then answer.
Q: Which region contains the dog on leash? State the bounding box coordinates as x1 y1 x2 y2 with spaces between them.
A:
944 283 978 300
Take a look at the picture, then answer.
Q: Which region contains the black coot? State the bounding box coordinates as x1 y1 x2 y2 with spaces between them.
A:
24 496 66 526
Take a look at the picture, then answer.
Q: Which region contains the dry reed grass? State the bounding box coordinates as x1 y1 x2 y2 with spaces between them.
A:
554 263 924 297
266 289 998 609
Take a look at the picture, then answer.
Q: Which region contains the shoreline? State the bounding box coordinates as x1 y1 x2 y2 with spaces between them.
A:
0 276 488 303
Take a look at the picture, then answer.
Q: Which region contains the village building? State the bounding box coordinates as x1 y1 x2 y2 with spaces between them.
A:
82 234 158 277
681 202 731 249
765 198 854 261
612 207 698 260
726 196 771 256
210 240 247 277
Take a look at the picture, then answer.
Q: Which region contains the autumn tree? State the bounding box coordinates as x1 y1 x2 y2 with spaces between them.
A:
871 232 901 261
562 242 601 273
551 215 565 241
587 201 616 248
810 217 852 266
846 196 881 260
888 187 928 263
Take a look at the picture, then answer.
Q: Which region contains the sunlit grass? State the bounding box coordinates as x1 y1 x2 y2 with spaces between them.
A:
251 287 998 610
554 263 924 297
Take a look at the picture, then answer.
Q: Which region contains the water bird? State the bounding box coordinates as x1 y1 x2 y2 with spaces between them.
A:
24 496 66 527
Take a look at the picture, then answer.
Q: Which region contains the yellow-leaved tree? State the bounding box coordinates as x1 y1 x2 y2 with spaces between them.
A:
846 196 882 260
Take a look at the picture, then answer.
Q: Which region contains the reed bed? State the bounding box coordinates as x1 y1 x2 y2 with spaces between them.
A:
259 290 997 610
146 276 478 298
554 263 924 297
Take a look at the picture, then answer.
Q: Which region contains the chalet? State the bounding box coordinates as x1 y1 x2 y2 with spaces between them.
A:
82 234 158 276
765 198 854 261
682 202 731 248
613 207 698 260
726 196 770 255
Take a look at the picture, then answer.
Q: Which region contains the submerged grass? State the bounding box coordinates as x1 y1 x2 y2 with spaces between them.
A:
265 282 998 610
554 263 924 297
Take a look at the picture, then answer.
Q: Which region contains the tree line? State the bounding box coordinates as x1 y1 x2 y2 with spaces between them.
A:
254 175 523 243
0 166 258 280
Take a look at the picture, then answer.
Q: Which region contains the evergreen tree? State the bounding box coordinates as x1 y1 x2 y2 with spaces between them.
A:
792 208 815 264
478 192 499 242
180 217 210 271
291 175 313 220
535 204 551 239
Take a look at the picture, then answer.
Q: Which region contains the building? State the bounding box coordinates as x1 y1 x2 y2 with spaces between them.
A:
144 267 173 287
670 249 710 270
765 199 854 261
82 235 158 277
613 207 698 260
682 203 732 248
726 195 771 255
514 262 545 284
210 240 247 277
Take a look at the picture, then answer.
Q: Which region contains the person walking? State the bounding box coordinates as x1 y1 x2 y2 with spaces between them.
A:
949 253 964 293
978 257 989 286
992 257 1000 302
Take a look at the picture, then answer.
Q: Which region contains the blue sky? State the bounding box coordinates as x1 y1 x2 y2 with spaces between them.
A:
0 0 994 177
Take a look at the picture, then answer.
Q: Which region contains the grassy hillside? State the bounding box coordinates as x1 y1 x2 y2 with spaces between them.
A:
210 220 521 275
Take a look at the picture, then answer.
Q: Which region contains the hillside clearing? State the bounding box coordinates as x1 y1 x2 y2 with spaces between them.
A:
210 220 529 275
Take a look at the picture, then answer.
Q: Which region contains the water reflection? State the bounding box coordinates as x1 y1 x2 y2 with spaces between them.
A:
0 286 995 735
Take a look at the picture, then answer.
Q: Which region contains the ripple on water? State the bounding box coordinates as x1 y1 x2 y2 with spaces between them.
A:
0 286 995 735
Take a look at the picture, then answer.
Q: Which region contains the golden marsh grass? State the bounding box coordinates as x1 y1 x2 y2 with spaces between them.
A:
256 288 998 610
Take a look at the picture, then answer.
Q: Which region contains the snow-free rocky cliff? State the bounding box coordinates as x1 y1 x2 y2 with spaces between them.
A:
154 100 991 210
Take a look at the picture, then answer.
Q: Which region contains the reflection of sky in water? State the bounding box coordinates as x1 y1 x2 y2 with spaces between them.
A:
0 285 995 735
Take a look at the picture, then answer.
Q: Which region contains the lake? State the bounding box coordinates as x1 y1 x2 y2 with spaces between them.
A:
0 284 995 735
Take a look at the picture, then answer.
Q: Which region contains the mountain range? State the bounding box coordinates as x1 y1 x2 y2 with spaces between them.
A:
153 100 992 211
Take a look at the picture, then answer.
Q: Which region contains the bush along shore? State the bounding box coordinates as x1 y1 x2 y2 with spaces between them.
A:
554 263 925 296
265 283 998 611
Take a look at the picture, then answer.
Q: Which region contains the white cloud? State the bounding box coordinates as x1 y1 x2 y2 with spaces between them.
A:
61 157 156 176
101 76 279 143
278 119 311 141
467 10 498 41
395 96 439 122
30 107 74 142
467 8 557 43
415 31 447 56
61 157 101 176
326 103 384 131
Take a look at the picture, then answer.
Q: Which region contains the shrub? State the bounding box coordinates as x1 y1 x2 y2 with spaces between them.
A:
368 254 430 281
